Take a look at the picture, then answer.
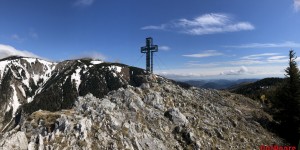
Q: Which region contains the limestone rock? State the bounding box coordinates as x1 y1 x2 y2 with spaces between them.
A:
0 131 28 150
164 108 189 126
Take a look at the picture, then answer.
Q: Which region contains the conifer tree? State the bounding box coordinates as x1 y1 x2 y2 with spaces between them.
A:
275 50 300 146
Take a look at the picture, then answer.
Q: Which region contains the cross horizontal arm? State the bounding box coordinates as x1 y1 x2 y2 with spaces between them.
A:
149 45 158 52
141 47 148 53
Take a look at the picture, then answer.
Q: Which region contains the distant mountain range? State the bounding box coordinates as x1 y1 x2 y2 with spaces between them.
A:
184 78 285 104
184 79 259 89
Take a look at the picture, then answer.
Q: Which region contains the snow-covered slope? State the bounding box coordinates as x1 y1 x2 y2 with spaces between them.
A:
0 56 56 130
0 56 142 131
0 57 55 101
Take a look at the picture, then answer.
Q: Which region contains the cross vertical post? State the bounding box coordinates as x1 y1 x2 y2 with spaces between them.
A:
151 52 153 73
140 37 158 73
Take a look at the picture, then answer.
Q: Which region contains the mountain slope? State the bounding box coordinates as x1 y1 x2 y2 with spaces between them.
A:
0 56 56 130
0 56 286 149
229 78 285 103
0 56 147 131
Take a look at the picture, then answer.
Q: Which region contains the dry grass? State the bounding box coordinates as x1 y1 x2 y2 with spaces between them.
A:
29 109 75 126
30 111 60 124
121 127 129 137
78 140 87 147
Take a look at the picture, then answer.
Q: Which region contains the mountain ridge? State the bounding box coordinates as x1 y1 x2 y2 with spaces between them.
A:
0 56 287 149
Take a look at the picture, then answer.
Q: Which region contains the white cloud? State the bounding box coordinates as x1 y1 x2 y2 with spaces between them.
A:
241 53 279 60
0 44 40 59
141 13 254 35
10 34 25 42
30 33 38 39
87 52 106 60
156 65 285 80
227 60 264 65
267 59 288 63
177 13 229 27
183 52 288 69
162 51 290 79
71 51 106 61
29 30 38 39
220 66 249 75
294 0 300 12
183 50 223 58
159 46 170 51
267 55 288 63
267 56 288 60
74 0 94 6
186 62 219 67
159 72 206 79
225 41 300 48
141 25 166 30
226 53 288 65
227 58 288 66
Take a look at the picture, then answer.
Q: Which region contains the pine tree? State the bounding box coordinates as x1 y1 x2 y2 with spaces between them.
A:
275 50 300 146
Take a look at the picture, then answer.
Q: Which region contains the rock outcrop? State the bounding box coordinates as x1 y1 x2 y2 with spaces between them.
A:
0 73 285 149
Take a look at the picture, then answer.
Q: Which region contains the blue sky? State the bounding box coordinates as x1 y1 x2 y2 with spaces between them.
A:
0 0 300 80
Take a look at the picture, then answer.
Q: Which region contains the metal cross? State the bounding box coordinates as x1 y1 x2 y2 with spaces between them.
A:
141 37 158 73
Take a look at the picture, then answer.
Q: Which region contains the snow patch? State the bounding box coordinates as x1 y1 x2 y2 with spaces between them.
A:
37 59 55 67
22 78 30 89
82 65 88 74
112 72 117 77
31 74 40 85
27 97 33 103
0 60 9 71
109 65 122 73
71 67 82 90
11 85 21 117
5 104 11 112
90 60 103 65
23 58 37 64
0 60 9 81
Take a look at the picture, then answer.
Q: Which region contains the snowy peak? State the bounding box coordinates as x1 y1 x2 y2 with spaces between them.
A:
0 56 55 84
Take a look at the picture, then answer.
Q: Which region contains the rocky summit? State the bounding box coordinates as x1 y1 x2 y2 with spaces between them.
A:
0 56 285 149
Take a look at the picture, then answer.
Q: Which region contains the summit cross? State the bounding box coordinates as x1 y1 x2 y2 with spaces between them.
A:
140 37 158 73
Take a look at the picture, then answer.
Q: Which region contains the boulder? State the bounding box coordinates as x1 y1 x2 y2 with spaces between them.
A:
164 108 189 126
